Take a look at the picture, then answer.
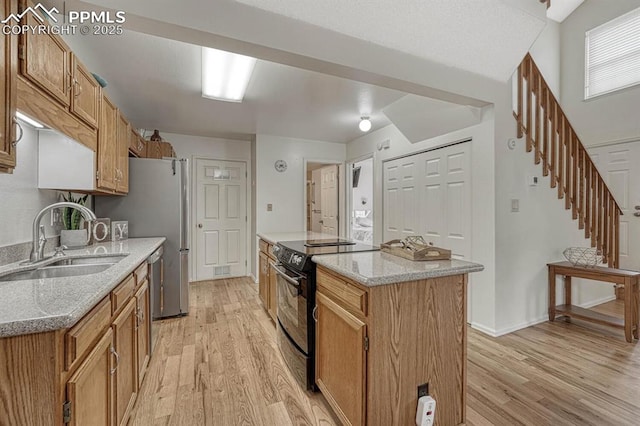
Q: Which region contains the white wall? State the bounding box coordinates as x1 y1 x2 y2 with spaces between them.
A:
560 0 640 146
255 134 346 234
0 125 58 247
163 132 252 280
493 16 617 335
346 110 497 332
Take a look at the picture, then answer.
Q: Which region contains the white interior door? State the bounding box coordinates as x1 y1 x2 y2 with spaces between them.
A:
311 168 323 232
195 159 247 280
320 165 339 235
589 141 640 270
383 142 472 260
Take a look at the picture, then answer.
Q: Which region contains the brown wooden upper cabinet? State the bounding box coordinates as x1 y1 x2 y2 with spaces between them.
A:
145 140 162 159
97 94 118 191
0 0 18 173
70 54 101 128
116 112 130 194
20 12 70 107
129 128 146 158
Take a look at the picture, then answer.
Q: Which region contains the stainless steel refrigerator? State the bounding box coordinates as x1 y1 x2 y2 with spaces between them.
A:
95 158 189 318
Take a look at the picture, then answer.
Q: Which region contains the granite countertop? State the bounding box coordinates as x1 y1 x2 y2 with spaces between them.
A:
257 231 339 245
0 237 165 338
312 251 484 287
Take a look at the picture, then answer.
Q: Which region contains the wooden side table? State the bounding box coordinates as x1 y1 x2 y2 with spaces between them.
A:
548 261 640 342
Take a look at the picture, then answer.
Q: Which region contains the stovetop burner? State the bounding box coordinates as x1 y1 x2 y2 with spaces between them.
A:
304 238 356 247
274 239 379 273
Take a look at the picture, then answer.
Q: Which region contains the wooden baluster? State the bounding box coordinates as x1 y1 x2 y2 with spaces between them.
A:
613 206 622 268
565 120 571 210
578 147 585 229
550 101 557 188
585 159 591 239
534 71 541 165
597 177 604 252
517 62 523 138
592 169 598 247
603 190 609 264
572 131 578 220
542 86 549 176
558 115 564 199
526 57 533 153
608 196 615 267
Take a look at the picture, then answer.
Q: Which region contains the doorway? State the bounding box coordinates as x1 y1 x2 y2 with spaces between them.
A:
193 158 248 281
588 140 640 271
349 157 374 243
306 162 341 236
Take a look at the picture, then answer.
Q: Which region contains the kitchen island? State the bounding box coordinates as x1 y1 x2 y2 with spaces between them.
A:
312 251 483 426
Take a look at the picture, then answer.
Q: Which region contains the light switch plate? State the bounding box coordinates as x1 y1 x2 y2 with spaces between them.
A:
511 199 519 212
267 203 273 212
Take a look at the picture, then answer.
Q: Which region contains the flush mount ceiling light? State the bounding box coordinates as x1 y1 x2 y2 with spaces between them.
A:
202 47 257 102
359 117 372 132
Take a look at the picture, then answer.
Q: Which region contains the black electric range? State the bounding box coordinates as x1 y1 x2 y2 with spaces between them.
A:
271 238 378 390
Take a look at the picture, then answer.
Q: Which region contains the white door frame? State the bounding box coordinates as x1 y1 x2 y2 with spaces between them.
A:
190 156 251 281
346 153 375 241
303 158 346 236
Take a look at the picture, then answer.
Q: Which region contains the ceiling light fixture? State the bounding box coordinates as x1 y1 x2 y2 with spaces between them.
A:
202 47 257 102
16 111 44 128
359 117 372 132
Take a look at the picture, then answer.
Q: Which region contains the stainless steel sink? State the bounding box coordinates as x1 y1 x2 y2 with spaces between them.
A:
48 255 128 266
0 263 114 282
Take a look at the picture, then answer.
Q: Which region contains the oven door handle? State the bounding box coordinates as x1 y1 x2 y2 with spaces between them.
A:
270 262 301 288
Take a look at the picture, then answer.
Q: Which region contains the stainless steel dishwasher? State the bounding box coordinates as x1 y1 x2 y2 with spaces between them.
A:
147 246 164 351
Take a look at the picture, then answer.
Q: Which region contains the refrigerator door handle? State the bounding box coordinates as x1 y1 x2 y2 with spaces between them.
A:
179 159 190 250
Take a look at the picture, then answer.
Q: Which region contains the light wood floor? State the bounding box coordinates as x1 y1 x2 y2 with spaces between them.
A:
130 279 640 425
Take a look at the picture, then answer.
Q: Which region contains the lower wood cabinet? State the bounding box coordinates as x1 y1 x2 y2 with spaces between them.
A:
0 258 155 425
268 262 278 320
258 251 269 307
112 298 138 426
258 239 277 321
315 266 468 426
65 328 114 426
316 292 367 426
135 280 151 386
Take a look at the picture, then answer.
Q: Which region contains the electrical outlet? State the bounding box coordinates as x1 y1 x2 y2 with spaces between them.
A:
267 203 273 212
417 383 429 399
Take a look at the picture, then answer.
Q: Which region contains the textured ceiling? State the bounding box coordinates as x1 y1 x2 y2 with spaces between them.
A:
231 0 546 81
61 30 406 142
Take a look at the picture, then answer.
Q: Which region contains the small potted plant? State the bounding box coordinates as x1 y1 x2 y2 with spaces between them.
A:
60 193 90 249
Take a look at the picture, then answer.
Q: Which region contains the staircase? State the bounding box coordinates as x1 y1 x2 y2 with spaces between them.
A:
513 53 622 267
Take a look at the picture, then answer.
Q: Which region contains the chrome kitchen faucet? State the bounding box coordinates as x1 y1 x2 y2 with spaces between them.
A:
26 202 97 264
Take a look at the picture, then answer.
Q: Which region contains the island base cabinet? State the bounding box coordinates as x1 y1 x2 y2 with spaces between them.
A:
66 328 114 426
258 251 269 306
315 266 468 426
315 292 367 426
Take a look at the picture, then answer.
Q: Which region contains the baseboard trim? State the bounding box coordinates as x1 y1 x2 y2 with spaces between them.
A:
494 316 548 337
470 322 498 337
578 295 617 309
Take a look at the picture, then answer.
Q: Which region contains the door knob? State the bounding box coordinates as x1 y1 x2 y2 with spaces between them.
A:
198 223 203 228
635 205 640 210
634 212 640 217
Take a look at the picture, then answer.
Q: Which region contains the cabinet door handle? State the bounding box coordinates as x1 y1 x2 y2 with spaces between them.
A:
11 118 23 147
73 79 82 97
110 346 120 375
312 306 318 322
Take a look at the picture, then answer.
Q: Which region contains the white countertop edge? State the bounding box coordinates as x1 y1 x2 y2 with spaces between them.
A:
0 237 166 338
312 254 484 287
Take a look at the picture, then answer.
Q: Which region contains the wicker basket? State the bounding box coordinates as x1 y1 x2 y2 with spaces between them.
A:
381 236 451 261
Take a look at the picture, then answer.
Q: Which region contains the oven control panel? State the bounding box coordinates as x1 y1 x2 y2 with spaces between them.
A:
274 244 312 272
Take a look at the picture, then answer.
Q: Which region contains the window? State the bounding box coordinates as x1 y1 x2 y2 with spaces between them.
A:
585 7 640 99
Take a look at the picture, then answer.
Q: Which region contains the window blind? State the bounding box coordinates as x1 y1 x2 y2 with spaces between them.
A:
585 7 640 99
